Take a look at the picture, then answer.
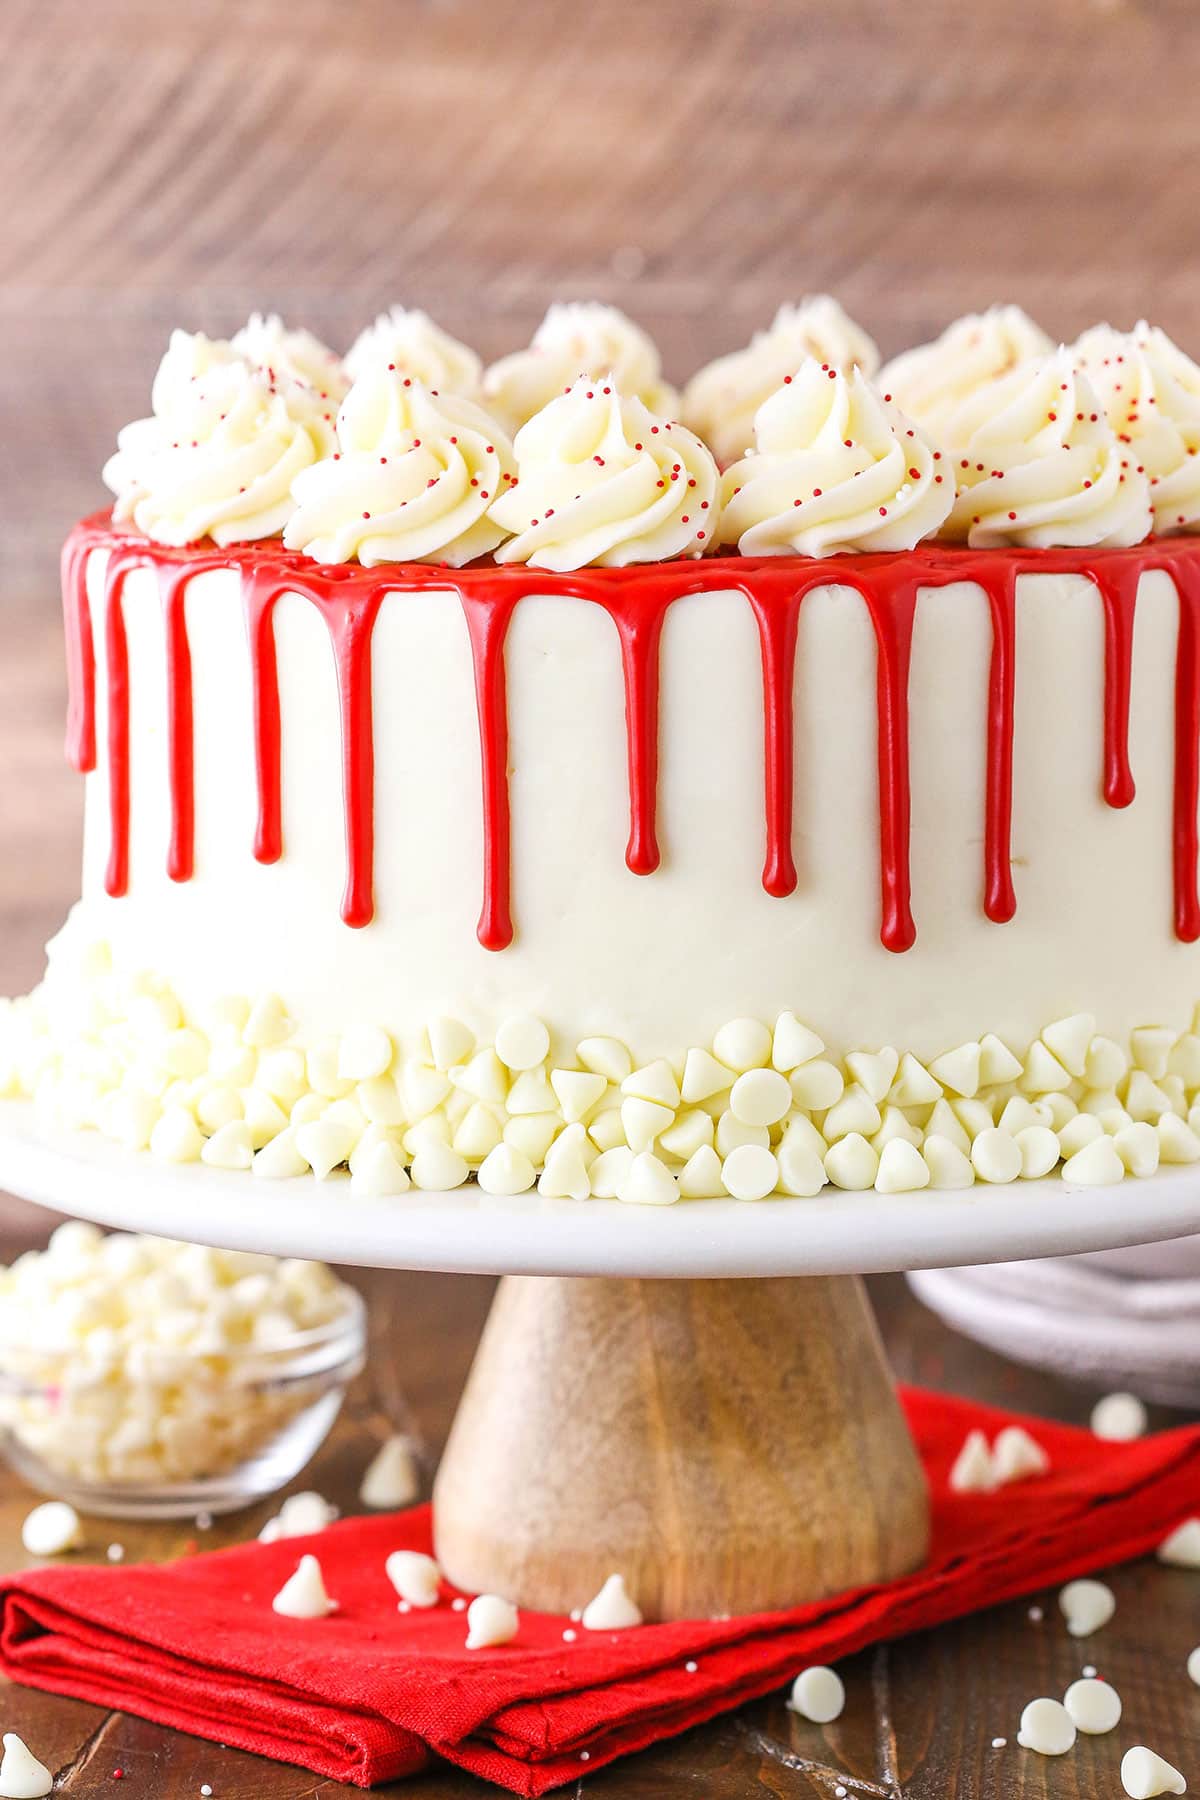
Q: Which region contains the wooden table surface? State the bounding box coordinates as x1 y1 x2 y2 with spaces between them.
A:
4 0 1200 1789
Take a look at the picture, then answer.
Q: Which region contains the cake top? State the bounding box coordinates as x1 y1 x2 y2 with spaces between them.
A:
101 301 1200 571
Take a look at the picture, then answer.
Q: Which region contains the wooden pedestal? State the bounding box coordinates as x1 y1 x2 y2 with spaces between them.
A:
433 1273 930 1621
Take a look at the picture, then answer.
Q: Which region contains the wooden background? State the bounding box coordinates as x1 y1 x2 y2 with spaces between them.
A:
2 1 1200 1792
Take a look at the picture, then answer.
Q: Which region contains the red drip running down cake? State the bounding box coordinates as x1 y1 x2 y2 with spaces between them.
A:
6 298 1200 1203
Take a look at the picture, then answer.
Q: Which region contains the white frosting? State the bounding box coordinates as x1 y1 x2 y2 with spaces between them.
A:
344 306 482 394
231 312 348 404
482 303 678 435
103 331 334 547
945 349 1153 548
1074 321 1200 534
878 306 1053 448
284 370 515 567
719 362 953 556
683 298 880 466
489 378 718 570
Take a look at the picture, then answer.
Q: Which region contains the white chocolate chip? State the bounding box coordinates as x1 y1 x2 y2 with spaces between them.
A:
589 1145 635 1198
272 1553 336 1619
874 1137 930 1194
1062 1135 1124 1186
621 1096 674 1153
385 1549 441 1608
477 1144 536 1195
1115 1121 1161 1178
1014 1125 1060 1179
712 1018 771 1073
789 1059 845 1111
150 1105 205 1164
1187 1646 1200 1686
453 1049 508 1105
922 1134 975 1189
823 1133 878 1190
823 1084 881 1143
550 1069 608 1123
771 1012 824 1072
200 1119 254 1171
926 1098 971 1154
929 1042 982 1099
1158 1114 1200 1163
426 1015 474 1071
787 1665 845 1723
1020 1040 1073 1095
979 1033 1023 1085
1042 1013 1096 1078
730 1068 791 1127
992 1426 1050 1485
538 1125 593 1200
259 1491 337 1541
776 1137 827 1197
948 1429 995 1494
495 1015 550 1072
1121 1746 1187 1797
409 1144 469 1190
1091 1392 1147 1441
576 1036 633 1083
452 1103 504 1160
617 1151 679 1206
715 1112 769 1156
971 1128 1022 1184
0 1733 53 1799
295 1117 358 1180
677 1145 727 1198
581 1573 643 1630
681 1047 735 1104
621 1058 681 1108
361 1435 421 1509
888 1052 942 1107
1058 1113 1104 1157
253 1127 309 1179
1157 1519 1200 1568
658 1109 715 1160
721 1144 778 1200
243 994 292 1048
1063 1676 1121 1734
351 1139 411 1197
1017 1697 1076 1755
466 1593 519 1648
337 1025 393 1082
1058 1577 1116 1637
21 1500 82 1557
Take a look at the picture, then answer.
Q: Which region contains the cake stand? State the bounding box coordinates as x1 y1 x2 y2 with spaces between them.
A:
2 1097 1199 1621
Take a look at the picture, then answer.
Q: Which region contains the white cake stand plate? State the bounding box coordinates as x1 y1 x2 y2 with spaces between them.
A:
1 1100 1198 1277
3 1097 1199 1621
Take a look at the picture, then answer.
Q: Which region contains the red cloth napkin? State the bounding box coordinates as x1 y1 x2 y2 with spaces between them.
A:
1 1386 1198 1794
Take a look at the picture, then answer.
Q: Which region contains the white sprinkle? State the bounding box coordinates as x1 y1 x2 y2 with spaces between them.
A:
562 1628 577 1642
201 1788 213 1797
685 1660 698 1673
1083 1664 1097 1678
992 1737 1006 1748
569 1607 582 1621
398 1599 411 1613
1028 1605 1044 1622
451 1596 467 1612
580 1750 591 1762
107 1543 125 1563
196 1511 213 1531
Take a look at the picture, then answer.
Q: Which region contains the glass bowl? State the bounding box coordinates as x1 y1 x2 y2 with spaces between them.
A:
0 1282 366 1519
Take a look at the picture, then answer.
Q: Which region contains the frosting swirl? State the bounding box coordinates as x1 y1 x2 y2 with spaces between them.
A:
482 304 677 436
717 361 952 556
487 377 718 570
103 335 332 547
945 347 1152 548
878 306 1052 448
284 368 514 567
231 312 348 406
1074 321 1200 534
344 305 482 394
682 298 880 468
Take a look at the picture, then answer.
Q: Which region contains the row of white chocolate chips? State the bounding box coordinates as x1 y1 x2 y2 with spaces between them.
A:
101 299 1200 568
8 934 1200 1198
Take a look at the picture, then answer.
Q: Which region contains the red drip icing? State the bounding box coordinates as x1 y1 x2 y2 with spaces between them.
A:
58 513 1200 956
459 590 519 951
159 566 195 883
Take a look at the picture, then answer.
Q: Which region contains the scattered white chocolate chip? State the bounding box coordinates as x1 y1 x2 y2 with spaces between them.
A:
1058 1577 1115 1638
992 1425 1050 1485
361 1434 421 1510
949 1429 996 1494
272 1553 336 1619
385 1550 441 1608
465 1593 519 1648
0 1733 52 1799
787 1665 845 1723
259 1490 338 1542
1063 1676 1121 1734
1158 1519 1200 1568
581 1573 643 1630
1016 1696 1076 1756
21 1500 82 1557
1091 1391 1147 1441
1121 1746 1187 1797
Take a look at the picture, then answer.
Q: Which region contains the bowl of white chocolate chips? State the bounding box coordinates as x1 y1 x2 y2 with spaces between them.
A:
0 1222 364 1517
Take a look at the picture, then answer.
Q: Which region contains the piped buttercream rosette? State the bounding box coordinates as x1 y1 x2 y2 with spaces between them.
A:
717 361 953 557
103 331 336 548
344 305 482 395
1074 321 1200 536
231 312 350 408
486 377 719 571
284 367 515 567
945 347 1153 549
682 297 880 468
482 303 678 437
878 305 1053 449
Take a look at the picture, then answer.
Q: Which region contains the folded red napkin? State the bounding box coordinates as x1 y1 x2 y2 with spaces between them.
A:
1 1386 1198 1795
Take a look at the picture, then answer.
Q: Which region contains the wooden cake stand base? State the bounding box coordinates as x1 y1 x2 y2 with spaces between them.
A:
433 1273 930 1620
